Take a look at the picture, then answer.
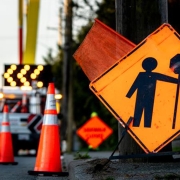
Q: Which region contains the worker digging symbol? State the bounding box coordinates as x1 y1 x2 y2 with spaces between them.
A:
170 54 180 129
126 57 178 128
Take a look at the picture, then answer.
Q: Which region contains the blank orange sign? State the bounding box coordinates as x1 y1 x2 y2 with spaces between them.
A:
76 116 113 148
90 23 180 153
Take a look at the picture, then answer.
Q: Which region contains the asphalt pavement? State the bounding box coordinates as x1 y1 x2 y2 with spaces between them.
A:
0 156 69 180
0 151 114 180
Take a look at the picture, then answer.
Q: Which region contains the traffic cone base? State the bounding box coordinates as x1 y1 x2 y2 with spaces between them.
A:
0 105 18 165
28 126 68 176
0 133 14 161
34 125 61 172
28 83 68 176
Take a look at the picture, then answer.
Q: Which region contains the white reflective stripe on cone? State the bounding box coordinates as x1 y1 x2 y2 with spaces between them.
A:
1 125 10 132
43 114 58 125
3 113 9 122
45 94 56 110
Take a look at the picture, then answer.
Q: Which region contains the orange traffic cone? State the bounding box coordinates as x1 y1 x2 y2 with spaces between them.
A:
0 105 18 165
28 83 68 176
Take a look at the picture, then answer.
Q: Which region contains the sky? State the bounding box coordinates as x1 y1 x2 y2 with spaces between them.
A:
0 0 60 86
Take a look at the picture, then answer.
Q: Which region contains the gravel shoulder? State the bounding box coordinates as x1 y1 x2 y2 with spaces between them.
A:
68 157 180 180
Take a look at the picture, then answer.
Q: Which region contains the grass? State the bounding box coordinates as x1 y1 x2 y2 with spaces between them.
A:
73 151 91 160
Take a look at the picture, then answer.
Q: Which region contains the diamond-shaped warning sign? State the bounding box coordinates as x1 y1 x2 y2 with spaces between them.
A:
77 115 113 148
90 23 180 153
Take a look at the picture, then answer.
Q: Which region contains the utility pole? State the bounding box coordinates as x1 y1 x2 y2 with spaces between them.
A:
61 0 73 152
159 0 168 23
115 0 143 157
115 0 168 158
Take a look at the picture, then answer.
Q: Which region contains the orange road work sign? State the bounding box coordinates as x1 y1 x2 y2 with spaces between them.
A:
90 23 180 153
77 115 113 149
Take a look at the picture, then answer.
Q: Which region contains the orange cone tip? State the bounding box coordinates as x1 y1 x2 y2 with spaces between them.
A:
47 83 55 94
3 105 8 113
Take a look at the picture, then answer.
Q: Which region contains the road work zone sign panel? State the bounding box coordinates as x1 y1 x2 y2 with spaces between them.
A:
90 23 180 153
77 116 113 148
